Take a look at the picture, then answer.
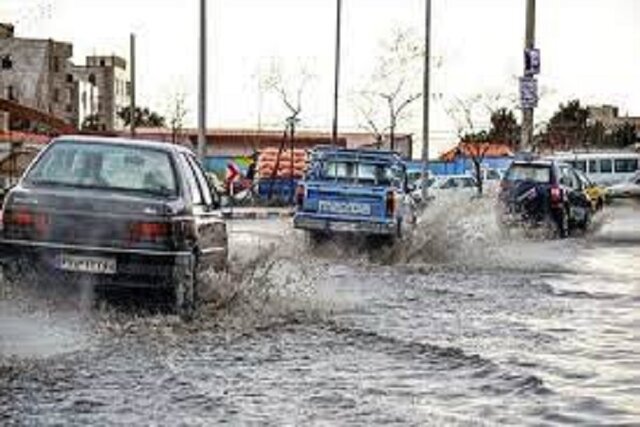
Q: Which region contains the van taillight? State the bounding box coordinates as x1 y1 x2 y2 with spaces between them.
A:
550 186 562 206
129 221 170 243
386 191 396 217
295 184 305 207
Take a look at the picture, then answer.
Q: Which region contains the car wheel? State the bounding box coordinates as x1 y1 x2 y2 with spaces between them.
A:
175 255 196 321
558 207 570 238
307 231 328 246
581 208 592 231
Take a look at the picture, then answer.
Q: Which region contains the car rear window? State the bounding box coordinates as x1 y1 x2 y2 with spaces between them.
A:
25 141 178 197
322 161 396 185
505 164 551 183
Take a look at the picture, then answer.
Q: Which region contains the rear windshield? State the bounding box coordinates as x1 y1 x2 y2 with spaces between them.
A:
505 164 551 183
25 141 178 197
322 160 397 185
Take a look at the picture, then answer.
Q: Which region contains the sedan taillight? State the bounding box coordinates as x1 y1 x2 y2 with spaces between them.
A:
128 221 170 243
3 209 50 237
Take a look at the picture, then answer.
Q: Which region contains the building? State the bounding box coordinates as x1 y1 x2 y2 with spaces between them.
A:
76 55 130 131
0 23 77 126
69 66 100 129
0 23 100 130
588 104 640 139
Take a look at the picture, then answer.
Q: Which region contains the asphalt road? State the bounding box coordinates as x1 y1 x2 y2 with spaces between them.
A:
1 199 639 425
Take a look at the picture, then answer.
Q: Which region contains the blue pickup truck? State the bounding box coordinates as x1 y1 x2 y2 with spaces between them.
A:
293 147 415 241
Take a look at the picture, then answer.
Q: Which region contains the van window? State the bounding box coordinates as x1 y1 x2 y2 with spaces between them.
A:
600 159 613 173
588 160 598 173
614 158 638 173
573 161 586 172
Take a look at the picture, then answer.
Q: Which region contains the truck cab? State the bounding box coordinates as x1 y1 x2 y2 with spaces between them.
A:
293 147 414 240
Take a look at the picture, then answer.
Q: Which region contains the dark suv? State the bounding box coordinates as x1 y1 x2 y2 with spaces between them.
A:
0 136 228 319
498 159 592 237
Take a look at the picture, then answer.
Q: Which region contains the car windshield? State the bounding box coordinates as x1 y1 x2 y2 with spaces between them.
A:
25 141 178 197
506 164 551 183
322 160 395 185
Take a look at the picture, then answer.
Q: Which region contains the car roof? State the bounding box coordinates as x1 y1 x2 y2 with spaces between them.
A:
51 135 193 155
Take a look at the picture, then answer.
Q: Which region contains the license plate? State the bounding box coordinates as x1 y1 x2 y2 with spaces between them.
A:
59 254 117 275
318 200 371 216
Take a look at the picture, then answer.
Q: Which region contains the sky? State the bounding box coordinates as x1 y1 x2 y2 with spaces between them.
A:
2 0 640 156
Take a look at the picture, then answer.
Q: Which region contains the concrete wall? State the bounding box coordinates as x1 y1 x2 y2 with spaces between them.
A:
0 36 73 125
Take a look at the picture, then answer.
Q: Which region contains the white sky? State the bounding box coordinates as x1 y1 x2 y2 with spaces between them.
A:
2 0 639 156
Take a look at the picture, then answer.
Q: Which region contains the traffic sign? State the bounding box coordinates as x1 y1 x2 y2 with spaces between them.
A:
524 48 541 76
519 76 538 109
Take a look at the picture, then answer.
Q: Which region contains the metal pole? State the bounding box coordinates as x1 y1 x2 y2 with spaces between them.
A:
197 0 207 160
420 0 431 200
331 0 342 146
129 33 136 137
521 0 536 151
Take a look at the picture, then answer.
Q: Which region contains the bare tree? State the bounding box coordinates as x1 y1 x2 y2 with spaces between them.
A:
168 92 188 144
259 59 315 201
352 28 424 151
444 95 500 196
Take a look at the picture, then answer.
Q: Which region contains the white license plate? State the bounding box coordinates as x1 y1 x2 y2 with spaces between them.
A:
59 254 117 275
318 200 371 216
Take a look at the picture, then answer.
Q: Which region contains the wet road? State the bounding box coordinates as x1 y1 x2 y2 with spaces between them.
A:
1 199 639 425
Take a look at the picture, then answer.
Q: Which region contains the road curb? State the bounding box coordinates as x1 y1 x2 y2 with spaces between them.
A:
222 209 294 220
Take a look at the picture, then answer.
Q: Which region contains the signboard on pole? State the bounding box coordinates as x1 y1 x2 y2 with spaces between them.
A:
524 48 541 76
519 76 538 109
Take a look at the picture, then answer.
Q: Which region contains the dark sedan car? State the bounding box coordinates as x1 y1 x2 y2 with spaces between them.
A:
0 136 227 319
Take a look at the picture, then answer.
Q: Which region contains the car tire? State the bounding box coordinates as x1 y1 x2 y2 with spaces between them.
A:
175 255 197 321
307 231 328 246
558 207 570 238
581 209 592 231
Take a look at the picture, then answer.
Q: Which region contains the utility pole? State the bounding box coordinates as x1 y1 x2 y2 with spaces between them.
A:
197 0 207 160
521 0 536 151
129 33 136 138
420 0 432 200
331 0 342 146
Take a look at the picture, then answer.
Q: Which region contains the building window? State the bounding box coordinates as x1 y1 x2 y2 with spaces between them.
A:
99 59 106 67
53 56 60 73
1 55 12 70
66 73 73 83
7 85 15 101
53 88 60 103
65 104 73 113
88 73 96 85
126 82 131 97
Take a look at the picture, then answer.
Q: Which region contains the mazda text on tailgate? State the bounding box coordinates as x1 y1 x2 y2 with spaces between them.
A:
0 136 228 320
293 147 415 241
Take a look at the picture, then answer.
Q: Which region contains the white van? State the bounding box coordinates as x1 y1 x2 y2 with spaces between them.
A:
549 151 640 186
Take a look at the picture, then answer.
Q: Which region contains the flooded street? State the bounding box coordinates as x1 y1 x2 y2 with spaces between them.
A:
1 200 639 425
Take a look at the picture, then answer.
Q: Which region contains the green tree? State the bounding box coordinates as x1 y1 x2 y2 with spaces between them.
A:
610 122 637 148
488 107 520 149
117 106 166 128
541 100 590 151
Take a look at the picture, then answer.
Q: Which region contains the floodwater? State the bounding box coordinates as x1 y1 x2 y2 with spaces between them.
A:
1 198 639 425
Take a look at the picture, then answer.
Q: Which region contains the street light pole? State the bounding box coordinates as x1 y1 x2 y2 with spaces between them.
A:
521 0 536 152
331 0 342 146
420 0 432 200
197 0 207 160
129 33 136 138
